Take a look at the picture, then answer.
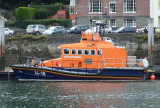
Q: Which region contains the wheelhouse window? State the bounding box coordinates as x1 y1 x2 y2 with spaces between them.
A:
71 49 76 55
123 19 136 27
110 19 116 27
97 50 102 56
78 49 83 55
84 49 89 55
124 0 136 13
63 49 70 55
109 1 116 13
91 49 95 55
89 1 102 13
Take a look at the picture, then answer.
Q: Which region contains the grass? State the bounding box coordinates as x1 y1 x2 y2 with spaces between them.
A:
5 34 47 42
137 34 160 44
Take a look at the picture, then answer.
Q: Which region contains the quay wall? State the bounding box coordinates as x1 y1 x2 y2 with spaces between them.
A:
5 33 160 66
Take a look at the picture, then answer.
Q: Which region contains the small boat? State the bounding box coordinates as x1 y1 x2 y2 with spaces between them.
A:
10 27 149 81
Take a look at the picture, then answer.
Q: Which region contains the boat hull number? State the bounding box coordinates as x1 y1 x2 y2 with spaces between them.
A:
34 71 46 76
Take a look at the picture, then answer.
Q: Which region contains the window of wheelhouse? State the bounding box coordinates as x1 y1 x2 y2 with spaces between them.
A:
78 49 83 55
97 49 102 56
71 49 76 55
91 49 95 55
63 48 70 55
84 49 89 55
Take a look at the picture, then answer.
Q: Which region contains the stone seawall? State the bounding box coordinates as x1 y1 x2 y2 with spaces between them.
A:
5 33 160 66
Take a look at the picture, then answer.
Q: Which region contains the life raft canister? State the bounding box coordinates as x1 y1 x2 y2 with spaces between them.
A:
137 62 143 67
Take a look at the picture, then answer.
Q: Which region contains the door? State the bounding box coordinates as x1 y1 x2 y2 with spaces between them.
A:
5 28 9 35
75 26 80 34
124 27 130 33
38 25 43 33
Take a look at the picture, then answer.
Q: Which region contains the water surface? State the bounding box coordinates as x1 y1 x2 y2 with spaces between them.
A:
0 81 160 108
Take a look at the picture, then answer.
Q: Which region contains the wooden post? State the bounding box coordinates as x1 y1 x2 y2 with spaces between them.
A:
148 18 154 66
0 18 5 71
0 18 4 57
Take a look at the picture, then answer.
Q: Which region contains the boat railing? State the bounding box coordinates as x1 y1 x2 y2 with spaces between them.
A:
98 58 144 73
17 56 48 67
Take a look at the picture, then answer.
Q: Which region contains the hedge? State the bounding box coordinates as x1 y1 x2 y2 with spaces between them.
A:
31 4 61 19
16 7 37 20
5 19 71 29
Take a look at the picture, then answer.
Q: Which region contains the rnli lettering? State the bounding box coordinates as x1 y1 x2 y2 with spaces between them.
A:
64 56 81 58
34 71 46 76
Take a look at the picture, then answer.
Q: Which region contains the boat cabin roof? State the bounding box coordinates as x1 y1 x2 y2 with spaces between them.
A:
60 42 115 49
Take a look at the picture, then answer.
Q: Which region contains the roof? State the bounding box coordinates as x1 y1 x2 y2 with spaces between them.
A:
60 42 115 49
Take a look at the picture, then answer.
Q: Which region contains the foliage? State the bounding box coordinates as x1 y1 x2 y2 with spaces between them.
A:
5 19 71 29
36 8 48 19
137 34 160 44
0 0 69 9
31 4 61 19
16 7 37 20
5 35 47 42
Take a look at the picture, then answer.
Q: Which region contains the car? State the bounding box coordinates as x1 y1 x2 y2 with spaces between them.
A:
26 24 47 35
65 25 89 34
85 25 112 34
42 26 65 35
136 26 148 33
112 26 136 33
5 28 14 36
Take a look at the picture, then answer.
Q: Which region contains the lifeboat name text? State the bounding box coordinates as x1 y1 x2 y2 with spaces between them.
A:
64 56 81 58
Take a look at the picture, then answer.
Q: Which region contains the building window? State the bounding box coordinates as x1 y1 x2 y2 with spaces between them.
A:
63 49 70 55
110 19 116 27
124 0 136 13
123 19 136 27
109 1 116 13
89 1 102 13
71 49 76 55
70 6 74 14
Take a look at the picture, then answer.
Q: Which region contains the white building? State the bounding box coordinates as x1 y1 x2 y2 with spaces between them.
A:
150 0 160 27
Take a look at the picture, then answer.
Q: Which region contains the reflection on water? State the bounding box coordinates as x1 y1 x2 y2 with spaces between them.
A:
0 81 160 108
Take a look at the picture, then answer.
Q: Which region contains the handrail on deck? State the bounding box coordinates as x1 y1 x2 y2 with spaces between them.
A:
98 58 144 73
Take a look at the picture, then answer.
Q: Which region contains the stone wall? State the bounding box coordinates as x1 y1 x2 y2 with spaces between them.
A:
5 33 160 66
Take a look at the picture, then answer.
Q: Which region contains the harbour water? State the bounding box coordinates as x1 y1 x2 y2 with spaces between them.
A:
0 81 160 108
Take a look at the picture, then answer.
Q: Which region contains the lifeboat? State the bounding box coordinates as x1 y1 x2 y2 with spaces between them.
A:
10 28 149 81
